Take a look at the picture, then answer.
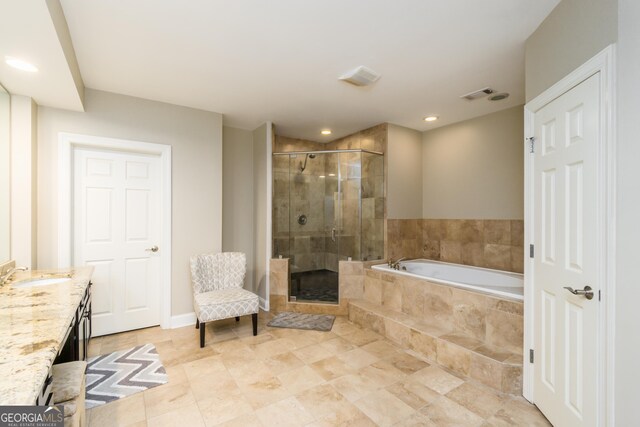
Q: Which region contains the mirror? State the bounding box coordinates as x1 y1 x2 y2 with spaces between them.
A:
0 84 9 263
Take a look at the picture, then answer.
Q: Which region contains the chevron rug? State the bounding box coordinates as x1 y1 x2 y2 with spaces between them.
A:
267 312 335 332
85 343 167 409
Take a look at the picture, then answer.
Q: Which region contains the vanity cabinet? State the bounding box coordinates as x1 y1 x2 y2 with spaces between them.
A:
55 282 92 364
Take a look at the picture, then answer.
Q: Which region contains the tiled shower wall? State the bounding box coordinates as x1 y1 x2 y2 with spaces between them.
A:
386 219 524 273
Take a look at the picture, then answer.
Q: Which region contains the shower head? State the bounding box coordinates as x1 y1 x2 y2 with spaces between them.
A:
300 153 316 172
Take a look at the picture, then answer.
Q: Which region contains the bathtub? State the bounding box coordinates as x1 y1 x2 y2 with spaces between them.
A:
372 259 523 300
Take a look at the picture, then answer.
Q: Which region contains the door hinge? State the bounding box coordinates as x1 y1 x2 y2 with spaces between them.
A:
530 349 534 363
527 136 535 153
599 290 601 301
529 244 534 258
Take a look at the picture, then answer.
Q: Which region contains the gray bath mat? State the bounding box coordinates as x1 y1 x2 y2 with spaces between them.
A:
267 312 336 332
85 343 167 409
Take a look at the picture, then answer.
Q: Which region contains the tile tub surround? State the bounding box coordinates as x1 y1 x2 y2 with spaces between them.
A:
386 218 525 273
274 123 387 154
0 266 93 405
269 259 369 316
349 268 524 394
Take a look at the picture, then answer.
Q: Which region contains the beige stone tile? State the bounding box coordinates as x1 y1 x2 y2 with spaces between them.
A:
502 365 523 395
307 401 377 426
341 328 383 346
445 382 505 419
254 396 314 426
354 389 415 427
238 376 291 409
330 373 381 402
214 413 262 427
400 278 425 317
359 360 406 389
144 381 196 419
469 353 503 391
386 379 440 410
419 396 484 426
90 394 146 427
363 276 383 305
320 337 357 355
384 318 412 347
484 220 511 245
484 244 512 271
487 397 552 426
293 343 334 364
311 356 357 381
197 392 255 426
394 412 437 426
251 337 296 359
146 402 205 427
157 343 218 368
330 320 361 337
408 329 437 361
99 333 139 354
436 340 471 376
164 364 188 385
262 351 304 375
336 348 379 369
135 326 173 345
361 340 401 360
182 355 227 381
422 282 453 324
486 308 524 354
189 369 239 401
440 241 463 264
384 351 429 375
227 360 274 385
408 366 464 395
277 365 326 394
296 383 350 419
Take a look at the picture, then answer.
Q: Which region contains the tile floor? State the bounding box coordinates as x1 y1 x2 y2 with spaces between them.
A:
86 311 550 426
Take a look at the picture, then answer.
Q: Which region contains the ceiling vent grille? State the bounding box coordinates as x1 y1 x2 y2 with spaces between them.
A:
339 66 381 87
460 87 494 101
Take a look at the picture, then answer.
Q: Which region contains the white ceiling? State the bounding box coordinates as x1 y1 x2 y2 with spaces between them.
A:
42 1 559 140
0 1 83 111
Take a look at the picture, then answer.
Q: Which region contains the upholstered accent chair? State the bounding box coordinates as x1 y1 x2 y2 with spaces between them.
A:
190 252 259 347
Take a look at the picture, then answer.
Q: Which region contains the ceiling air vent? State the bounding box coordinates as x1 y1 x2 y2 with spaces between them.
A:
339 66 381 87
460 87 494 101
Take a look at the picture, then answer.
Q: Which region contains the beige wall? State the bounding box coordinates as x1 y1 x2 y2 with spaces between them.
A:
525 0 618 101
222 126 255 291
422 105 524 220
387 124 423 219
252 123 270 303
616 0 640 422
37 89 223 316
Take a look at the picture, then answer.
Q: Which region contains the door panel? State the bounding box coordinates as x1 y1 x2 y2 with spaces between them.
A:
74 148 161 336
532 74 600 426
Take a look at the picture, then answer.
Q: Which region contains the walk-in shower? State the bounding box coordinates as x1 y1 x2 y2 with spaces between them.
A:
273 149 384 304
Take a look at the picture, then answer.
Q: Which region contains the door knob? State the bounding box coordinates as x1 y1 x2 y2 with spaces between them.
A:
563 285 594 300
145 245 159 253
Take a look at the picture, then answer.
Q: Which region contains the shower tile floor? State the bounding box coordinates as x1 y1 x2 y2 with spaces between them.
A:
290 269 339 303
86 311 550 426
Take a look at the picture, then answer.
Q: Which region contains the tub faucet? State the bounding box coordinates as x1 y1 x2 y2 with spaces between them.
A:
388 257 407 270
0 266 28 285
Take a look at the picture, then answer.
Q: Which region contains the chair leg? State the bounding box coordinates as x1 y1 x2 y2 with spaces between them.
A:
195 319 199 329
252 313 258 336
199 322 205 348
235 316 240 322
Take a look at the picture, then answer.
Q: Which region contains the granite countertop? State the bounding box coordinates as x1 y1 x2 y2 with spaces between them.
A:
0 267 93 405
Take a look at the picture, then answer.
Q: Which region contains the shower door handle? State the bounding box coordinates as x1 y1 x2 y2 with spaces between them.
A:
331 227 336 242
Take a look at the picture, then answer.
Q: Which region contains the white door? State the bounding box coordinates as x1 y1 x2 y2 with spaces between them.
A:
74 148 162 336
532 73 600 426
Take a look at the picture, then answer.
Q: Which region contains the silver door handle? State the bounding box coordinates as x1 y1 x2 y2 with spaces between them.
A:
563 285 594 300
331 228 336 242
145 246 159 252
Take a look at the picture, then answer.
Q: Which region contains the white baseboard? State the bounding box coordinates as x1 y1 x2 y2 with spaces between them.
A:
170 312 196 329
260 296 270 311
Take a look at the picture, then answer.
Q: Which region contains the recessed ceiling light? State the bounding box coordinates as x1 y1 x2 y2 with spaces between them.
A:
328 173 336 177
424 116 439 122
488 92 510 101
319 175 326 178
5 56 38 73
321 130 332 135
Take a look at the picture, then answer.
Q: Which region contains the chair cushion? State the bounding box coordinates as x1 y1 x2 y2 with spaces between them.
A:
52 361 86 403
194 288 259 322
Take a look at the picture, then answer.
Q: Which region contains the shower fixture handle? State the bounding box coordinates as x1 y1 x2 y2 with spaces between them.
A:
331 227 336 242
563 285 594 300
